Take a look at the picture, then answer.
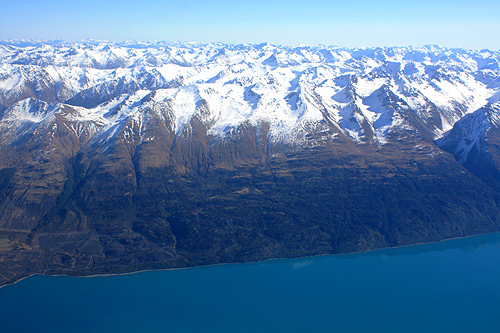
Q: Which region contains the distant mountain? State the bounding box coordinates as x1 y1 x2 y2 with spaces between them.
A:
1 41 500 286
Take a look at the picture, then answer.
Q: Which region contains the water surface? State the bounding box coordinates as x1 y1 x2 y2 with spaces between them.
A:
1 233 500 332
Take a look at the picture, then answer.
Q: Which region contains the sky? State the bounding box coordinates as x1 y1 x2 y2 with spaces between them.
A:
2 0 500 49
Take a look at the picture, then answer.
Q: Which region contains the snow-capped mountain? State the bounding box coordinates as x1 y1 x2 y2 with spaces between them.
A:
437 103 500 164
1 41 499 148
437 103 500 192
1 40 500 287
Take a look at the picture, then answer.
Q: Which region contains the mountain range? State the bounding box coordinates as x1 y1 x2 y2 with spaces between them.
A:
1 40 500 286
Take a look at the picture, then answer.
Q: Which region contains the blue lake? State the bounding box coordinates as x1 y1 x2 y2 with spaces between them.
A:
1 233 500 332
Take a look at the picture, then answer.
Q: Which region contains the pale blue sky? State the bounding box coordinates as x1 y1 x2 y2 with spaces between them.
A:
2 0 499 49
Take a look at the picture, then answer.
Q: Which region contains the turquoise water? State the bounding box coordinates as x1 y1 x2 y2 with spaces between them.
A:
1 234 500 332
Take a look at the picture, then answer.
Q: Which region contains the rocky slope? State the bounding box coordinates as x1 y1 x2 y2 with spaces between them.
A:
1 40 500 285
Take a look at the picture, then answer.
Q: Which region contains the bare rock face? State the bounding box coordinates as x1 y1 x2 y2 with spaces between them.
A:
1 41 500 285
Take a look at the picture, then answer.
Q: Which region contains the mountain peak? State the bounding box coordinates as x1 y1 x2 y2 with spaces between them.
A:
2 41 500 286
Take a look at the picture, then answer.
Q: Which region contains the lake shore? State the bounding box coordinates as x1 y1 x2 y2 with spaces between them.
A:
2 230 499 290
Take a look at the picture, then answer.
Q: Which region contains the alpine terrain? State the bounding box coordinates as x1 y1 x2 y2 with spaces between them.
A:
1 40 500 286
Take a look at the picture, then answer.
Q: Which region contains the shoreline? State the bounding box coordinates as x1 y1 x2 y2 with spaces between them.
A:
2 230 500 290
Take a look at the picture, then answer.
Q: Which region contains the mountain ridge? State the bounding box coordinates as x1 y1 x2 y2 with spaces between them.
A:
1 41 500 286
